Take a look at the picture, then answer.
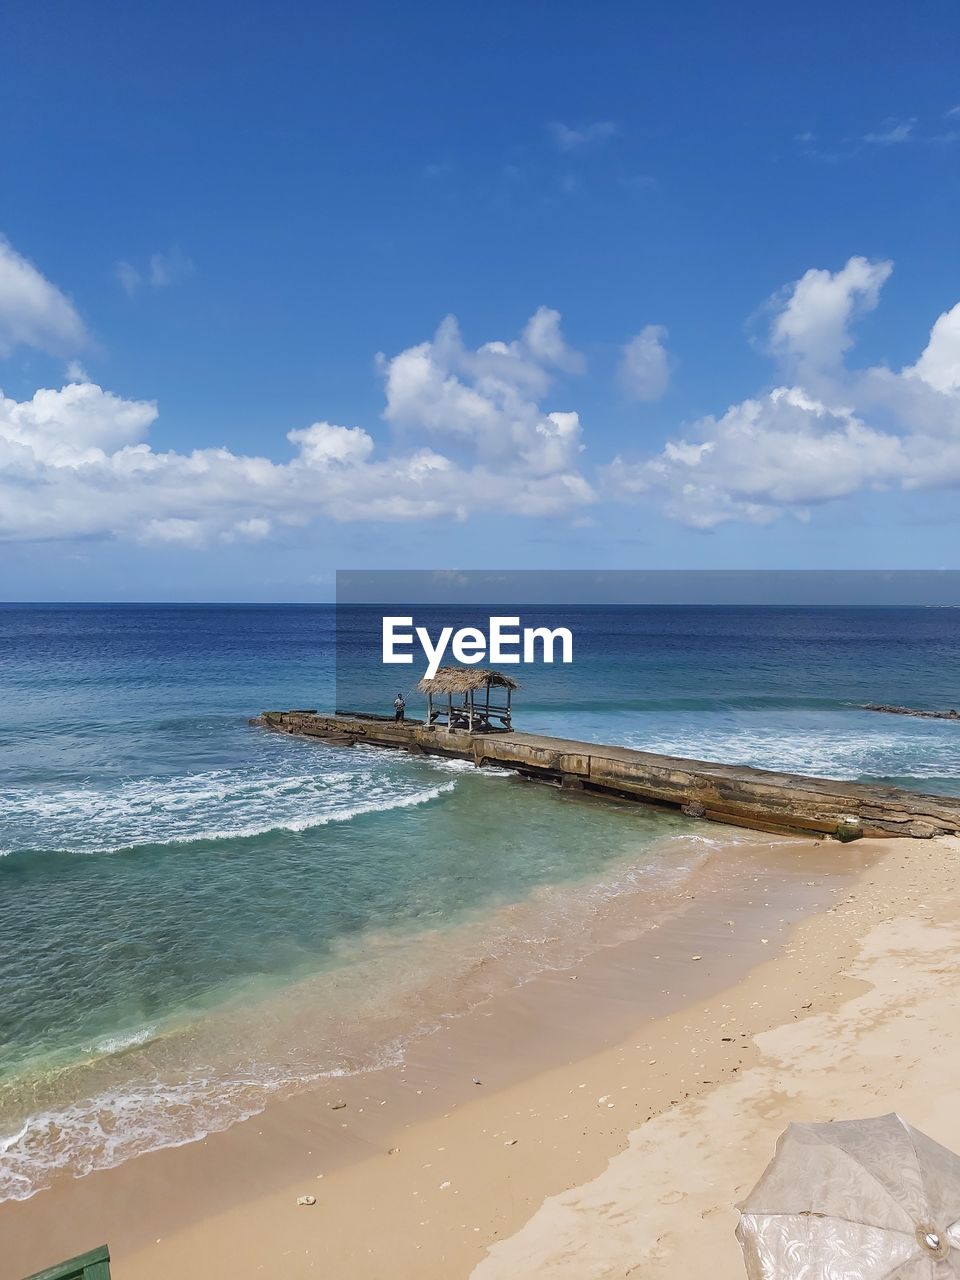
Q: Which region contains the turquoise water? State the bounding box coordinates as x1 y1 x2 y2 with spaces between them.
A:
1 604 959 1199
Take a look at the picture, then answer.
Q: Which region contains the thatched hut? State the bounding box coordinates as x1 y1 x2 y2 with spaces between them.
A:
416 667 519 733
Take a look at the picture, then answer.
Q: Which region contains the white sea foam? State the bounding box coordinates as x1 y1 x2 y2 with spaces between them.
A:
92 1025 157 1055
0 817 710 1204
621 724 960 782
0 1045 406 1202
424 755 514 777
0 763 461 856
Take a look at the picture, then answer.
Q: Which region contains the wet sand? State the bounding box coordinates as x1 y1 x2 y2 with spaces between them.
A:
5 833 954 1280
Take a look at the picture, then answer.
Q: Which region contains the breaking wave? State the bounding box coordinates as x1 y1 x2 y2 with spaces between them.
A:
0 759 460 856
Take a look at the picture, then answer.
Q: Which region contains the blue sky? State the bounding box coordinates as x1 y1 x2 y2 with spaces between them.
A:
2 0 960 600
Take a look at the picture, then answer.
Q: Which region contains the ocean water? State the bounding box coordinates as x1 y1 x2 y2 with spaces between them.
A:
1 603 959 1200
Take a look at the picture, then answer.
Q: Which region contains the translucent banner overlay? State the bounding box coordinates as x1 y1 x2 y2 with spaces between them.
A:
335 571 960 749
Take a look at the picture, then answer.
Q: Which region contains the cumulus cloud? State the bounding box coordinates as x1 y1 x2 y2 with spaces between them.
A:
606 388 903 527
0 382 157 467
287 421 375 467
15 232 960 546
768 255 892 375
0 309 594 544
0 237 88 357
906 302 960 394
378 308 587 475
618 325 671 401
607 256 960 527
522 306 585 373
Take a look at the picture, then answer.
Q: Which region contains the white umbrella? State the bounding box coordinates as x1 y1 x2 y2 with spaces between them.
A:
737 1114 960 1277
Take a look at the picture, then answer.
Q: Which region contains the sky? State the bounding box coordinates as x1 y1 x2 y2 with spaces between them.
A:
2 0 960 600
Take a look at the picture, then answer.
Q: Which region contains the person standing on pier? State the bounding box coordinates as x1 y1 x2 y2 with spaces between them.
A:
394 692 406 722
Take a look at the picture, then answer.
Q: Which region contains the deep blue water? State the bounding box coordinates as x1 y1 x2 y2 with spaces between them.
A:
1 603 958 1199
338 604 960 787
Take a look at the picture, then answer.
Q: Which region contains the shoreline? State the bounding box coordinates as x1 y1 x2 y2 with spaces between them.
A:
0 815 784 1203
0 828 894 1279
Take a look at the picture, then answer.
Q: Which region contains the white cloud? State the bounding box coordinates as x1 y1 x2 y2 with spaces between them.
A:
141 518 205 545
547 121 618 151
0 237 88 357
606 387 903 527
116 262 141 296
522 306 585 373
0 309 594 545
379 309 587 475
618 325 671 401
116 247 193 295
233 517 271 540
769 255 892 374
18 236 960 546
906 302 960 393
608 258 960 527
149 247 194 288
800 115 960 159
287 421 375 466
0 382 157 467
864 118 916 144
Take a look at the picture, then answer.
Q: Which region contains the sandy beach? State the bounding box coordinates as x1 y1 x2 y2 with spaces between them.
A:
4 830 959 1280
6 3 960 1274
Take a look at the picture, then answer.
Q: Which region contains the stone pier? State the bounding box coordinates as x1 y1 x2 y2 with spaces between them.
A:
253 710 960 840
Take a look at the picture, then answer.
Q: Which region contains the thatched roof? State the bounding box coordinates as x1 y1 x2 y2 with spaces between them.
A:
417 666 520 694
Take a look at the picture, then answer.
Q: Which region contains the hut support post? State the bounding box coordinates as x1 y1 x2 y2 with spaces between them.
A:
468 690 474 732
447 693 452 732
427 691 433 725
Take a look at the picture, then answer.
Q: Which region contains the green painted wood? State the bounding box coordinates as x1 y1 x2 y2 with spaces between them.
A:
22 1245 110 1280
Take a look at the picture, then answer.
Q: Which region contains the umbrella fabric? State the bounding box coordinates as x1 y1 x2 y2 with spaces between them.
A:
737 1114 960 1278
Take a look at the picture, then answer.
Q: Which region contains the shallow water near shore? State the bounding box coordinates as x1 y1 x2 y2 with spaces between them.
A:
0 772 711 1200
1 603 959 1201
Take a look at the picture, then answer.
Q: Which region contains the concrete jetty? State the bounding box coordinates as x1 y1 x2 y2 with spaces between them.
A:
254 710 960 840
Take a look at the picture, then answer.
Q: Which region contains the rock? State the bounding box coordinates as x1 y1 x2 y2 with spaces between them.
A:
909 823 939 839
472 1077 482 1085
330 1100 347 1110
297 1195 317 1206
835 816 863 843
864 703 960 721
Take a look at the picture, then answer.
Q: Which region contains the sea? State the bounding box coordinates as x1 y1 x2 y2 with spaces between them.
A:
1 603 959 1201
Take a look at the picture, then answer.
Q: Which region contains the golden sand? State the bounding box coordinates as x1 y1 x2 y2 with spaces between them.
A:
3 834 957 1280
